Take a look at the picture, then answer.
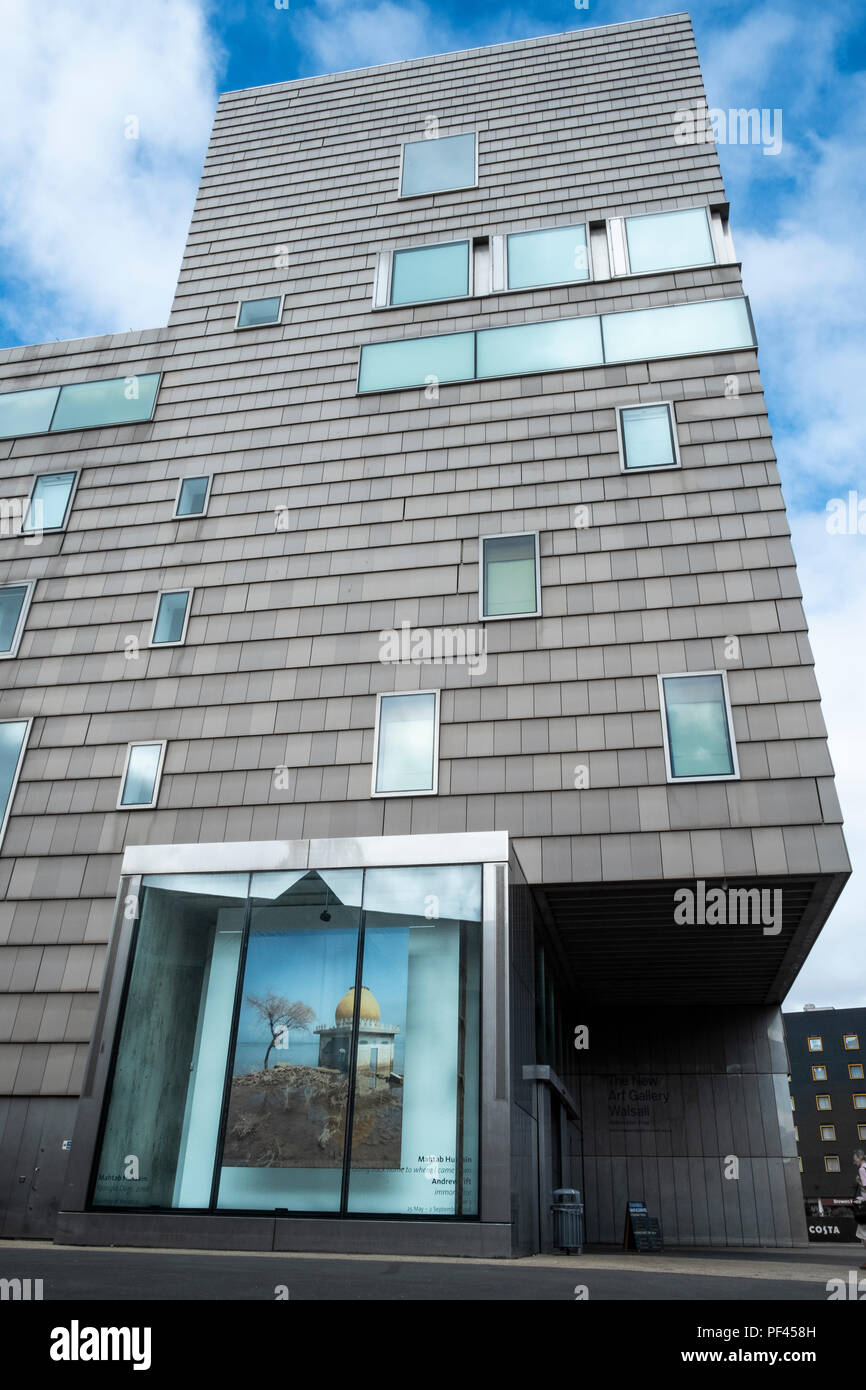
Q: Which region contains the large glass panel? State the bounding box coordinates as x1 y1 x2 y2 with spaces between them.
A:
374 692 437 794
176 476 210 517
602 297 754 363
620 404 677 469
482 534 538 617
626 207 714 273
0 386 59 438
22 472 76 533
120 743 164 807
662 674 735 778
401 133 476 196
347 865 482 1216
50 373 160 431
92 874 248 1208
152 590 190 645
507 224 589 289
0 585 31 655
237 296 282 328
358 332 474 392
0 720 29 843
217 870 363 1212
391 241 470 305
476 316 603 379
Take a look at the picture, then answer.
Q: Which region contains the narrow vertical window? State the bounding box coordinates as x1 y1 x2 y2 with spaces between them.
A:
0 718 32 850
659 672 738 781
480 533 541 619
0 582 35 658
150 590 192 646
22 471 77 533
118 741 167 810
372 691 439 796
174 476 212 518
618 403 679 470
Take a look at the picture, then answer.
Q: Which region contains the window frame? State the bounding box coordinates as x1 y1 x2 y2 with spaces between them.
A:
858 1124 866 1141
843 1033 860 1050
819 1124 837 1141
370 689 440 799
808 1036 824 1052
0 716 33 851
614 205 716 277
617 400 681 473
657 669 740 784
815 1094 832 1111
0 372 162 441
397 132 478 200
824 1155 841 1173
116 740 168 812
849 1063 865 1080
854 1094 866 1111
234 295 285 330
173 475 213 520
0 580 35 659
20 470 80 535
505 222 593 292
388 238 473 307
811 1065 828 1082
148 588 193 648
479 530 542 622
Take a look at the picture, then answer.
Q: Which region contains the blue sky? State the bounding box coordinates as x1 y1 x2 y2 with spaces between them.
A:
1 0 863 1005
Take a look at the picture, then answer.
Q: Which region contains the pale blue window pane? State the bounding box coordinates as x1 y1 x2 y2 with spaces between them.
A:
621 404 677 469
23 472 76 532
358 332 474 392
602 298 754 364
121 743 164 806
626 208 714 273
663 674 735 778
51 373 160 431
177 477 209 516
0 387 58 438
477 315 603 379
0 586 29 653
237 296 281 327
152 591 190 645
391 242 469 304
507 225 589 289
401 133 475 196
375 692 437 793
483 535 538 616
0 720 29 829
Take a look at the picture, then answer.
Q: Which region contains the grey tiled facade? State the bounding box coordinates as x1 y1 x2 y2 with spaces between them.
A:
0 14 849 1250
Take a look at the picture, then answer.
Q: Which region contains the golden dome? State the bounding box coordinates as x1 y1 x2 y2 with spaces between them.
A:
335 986 380 1023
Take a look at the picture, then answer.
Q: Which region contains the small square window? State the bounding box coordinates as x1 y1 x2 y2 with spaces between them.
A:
118 741 167 810
659 671 738 781
618 403 680 471
399 133 476 197
236 296 283 329
811 1065 828 1081
858 1124 866 1141
480 532 541 620
174 476 212 518
844 1034 860 1050
816 1094 832 1111
0 717 32 850
808 1036 823 1052
850 1064 865 1080
0 582 35 659
824 1155 841 1173
390 241 470 305
372 690 439 796
854 1094 866 1111
21 471 78 533
150 590 192 647
820 1124 836 1141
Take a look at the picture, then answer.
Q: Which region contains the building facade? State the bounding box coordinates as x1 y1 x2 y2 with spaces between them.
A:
0 15 850 1255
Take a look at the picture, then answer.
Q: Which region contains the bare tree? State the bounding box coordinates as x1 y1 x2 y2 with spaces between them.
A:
246 993 316 1071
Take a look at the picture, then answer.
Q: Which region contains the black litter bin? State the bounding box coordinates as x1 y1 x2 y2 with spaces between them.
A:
551 1187 584 1253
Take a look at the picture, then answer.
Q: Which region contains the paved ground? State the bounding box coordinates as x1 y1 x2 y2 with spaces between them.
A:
2 1239 865 1300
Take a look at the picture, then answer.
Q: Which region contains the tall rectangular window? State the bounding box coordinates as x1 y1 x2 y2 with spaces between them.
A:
0 718 31 851
50 373 160 431
174 476 212 518
390 241 470 305
22 471 78 533
400 133 476 197
372 691 439 796
480 533 540 619
236 296 283 328
0 582 35 658
507 225 589 289
150 590 192 646
659 672 738 781
625 208 714 273
619 403 679 470
118 741 167 810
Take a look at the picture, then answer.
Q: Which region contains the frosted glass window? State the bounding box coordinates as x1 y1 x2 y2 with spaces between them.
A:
175 476 210 517
0 719 30 847
237 296 282 328
391 242 469 304
507 225 589 289
620 403 678 470
476 316 603 379
51 373 160 431
22 472 77 532
120 742 166 808
358 332 474 392
626 207 714 273
0 386 59 438
0 584 33 656
400 133 475 196
151 590 191 646
481 534 539 618
602 298 754 363
373 692 438 795
661 674 736 780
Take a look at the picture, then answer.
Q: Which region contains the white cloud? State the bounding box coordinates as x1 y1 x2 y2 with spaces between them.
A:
0 0 221 344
